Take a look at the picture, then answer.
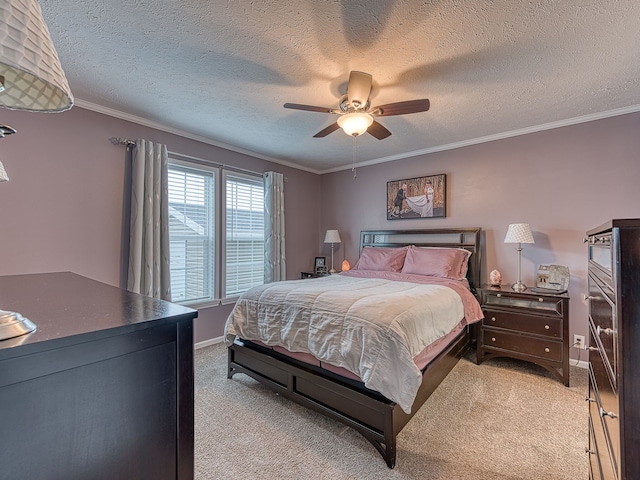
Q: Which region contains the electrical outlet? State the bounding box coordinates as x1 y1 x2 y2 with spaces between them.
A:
573 334 586 350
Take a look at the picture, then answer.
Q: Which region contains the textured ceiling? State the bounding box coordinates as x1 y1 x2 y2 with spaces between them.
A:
40 0 640 173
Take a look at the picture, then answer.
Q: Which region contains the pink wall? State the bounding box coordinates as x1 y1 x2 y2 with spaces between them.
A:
319 112 640 360
2 105 639 353
0 107 321 343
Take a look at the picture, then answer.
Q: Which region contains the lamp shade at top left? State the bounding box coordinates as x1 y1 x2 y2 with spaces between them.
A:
0 0 73 112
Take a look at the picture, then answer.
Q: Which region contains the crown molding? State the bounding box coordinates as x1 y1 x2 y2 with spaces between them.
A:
76 98 640 176
321 103 640 173
75 98 322 175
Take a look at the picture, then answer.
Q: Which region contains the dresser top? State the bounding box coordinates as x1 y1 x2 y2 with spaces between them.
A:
0 272 196 354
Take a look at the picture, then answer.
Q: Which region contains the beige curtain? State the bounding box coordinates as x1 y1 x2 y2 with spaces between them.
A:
127 139 171 300
264 171 286 282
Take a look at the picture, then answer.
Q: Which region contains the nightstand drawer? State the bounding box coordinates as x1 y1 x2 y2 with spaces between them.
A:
482 309 561 338
482 329 562 362
482 291 565 316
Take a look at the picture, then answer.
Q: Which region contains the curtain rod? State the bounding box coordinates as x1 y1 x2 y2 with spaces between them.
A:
109 137 135 147
108 137 266 179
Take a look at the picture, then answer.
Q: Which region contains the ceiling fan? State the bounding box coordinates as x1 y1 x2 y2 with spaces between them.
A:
284 71 430 140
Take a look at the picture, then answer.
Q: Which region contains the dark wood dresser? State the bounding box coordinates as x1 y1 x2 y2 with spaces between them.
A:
476 285 570 385
586 219 640 480
0 272 197 480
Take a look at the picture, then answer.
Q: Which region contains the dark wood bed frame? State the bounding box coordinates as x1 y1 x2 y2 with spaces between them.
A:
227 228 482 468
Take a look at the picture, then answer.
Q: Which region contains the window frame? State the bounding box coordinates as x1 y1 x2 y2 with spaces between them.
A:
167 156 265 308
167 159 221 309
221 169 266 304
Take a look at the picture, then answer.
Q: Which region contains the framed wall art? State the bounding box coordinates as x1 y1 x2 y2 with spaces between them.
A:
387 174 446 220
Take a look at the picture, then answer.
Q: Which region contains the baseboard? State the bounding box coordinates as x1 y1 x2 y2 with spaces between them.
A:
195 336 224 349
571 359 589 369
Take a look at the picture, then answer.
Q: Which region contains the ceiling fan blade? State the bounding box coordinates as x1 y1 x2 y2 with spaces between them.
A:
313 122 341 138
371 99 430 116
347 71 372 109
367 120 392 140
284 103 333 113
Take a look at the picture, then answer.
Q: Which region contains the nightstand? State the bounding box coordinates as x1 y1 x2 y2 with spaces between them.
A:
477 284 570 386
300 271 327 279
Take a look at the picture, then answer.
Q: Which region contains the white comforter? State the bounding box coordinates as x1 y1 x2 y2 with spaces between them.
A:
225 273 478 413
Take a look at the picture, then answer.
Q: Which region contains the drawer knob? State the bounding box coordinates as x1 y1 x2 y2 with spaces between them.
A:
491 337 496 342
491 317 496 322
538 298 544 302
544 347 550 353
544 325 550 330
599 407 618 419
596 325 614 336
496 293 501 298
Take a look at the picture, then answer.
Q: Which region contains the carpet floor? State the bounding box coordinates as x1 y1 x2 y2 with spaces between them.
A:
194 343 588 480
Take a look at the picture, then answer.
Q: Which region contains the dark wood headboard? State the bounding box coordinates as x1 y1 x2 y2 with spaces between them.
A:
359 228 482 293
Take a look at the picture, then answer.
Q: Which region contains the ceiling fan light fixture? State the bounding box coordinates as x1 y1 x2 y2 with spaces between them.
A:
337 112 373 137
285 71 429 140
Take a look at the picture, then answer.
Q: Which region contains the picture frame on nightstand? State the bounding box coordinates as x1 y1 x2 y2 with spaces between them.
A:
314 257 326 275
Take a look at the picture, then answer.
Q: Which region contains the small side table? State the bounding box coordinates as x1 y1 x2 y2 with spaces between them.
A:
300 271 328 279
477 284 570 386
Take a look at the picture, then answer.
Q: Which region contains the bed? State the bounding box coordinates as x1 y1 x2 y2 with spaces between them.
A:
225 228 483 468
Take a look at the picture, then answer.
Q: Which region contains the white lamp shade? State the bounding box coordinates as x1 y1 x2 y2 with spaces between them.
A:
337 112 373 136
324 229 341 244
0 160 8 181
0 0 73 112
504 223 535 244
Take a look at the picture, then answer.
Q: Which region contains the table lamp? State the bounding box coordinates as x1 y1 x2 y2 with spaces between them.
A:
324 229 341 273
504 223 535 292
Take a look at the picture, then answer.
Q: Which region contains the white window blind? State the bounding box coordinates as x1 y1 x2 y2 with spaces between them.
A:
224 173 265 298
167 164 215 303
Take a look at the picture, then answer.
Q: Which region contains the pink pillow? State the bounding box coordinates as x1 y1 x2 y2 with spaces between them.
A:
353 246 408 272
401 246 471 279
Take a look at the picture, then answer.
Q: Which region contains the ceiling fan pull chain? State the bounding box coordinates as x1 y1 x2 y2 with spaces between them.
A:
352 136 357 180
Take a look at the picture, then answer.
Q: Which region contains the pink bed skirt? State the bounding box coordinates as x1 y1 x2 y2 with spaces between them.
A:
250 319 467 382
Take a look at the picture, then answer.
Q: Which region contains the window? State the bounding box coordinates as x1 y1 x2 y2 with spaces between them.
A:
168 164 215 304
167 159 265 305
224 172 265 297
